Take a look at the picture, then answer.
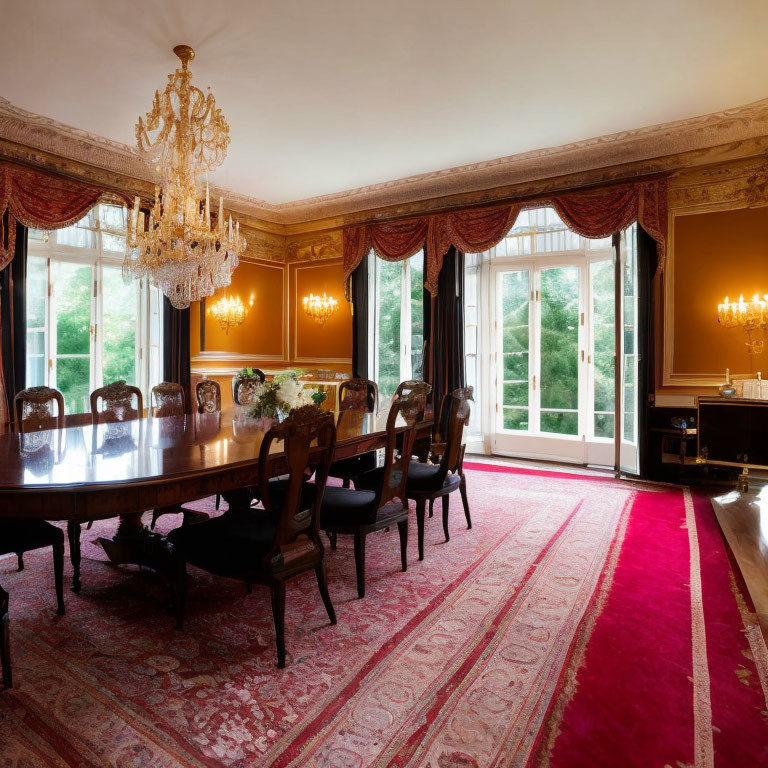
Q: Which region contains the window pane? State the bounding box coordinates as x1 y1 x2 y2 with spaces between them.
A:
594 412 614 439
26 254 47 329
540 266 579 435
503 407 528 431
99 204 126 232
541 411 578 434
26 331 45 388
376 257 402 399
57 357 90 415
623 225 637 443
53 262 91 355
591 259 614 438
500 270 529 429
57 211 97 249
102 265 137 385
52 261 92 414
409 252 424 380
101 233 125 253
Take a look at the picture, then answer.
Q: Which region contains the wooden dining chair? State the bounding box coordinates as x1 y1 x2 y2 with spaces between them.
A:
328 377 379 489
406 387 473 561
66 380 146 592
232 369 266 406
320 388 422 598
149 382 208 529
4 387 66 615
151 382 186 417
90 380 144 424
169 405 337 667
196 378 224 509
14 386 65 433
195 378 222 413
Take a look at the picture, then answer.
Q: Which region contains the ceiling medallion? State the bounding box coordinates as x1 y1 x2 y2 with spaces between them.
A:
123 45 246 309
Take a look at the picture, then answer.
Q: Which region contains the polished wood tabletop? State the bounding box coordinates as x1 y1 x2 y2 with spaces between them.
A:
0 407 422 520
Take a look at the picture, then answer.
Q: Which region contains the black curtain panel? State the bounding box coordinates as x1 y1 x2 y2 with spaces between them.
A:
351 259 369 380
0 220 27 420
636 226 658 479
162 297 191 412
428 246 466 413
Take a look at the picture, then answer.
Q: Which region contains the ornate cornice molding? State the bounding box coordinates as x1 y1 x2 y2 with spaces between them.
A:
4 95 768 230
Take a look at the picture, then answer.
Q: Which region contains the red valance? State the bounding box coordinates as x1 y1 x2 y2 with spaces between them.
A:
343 177 668 297
0 163 105 269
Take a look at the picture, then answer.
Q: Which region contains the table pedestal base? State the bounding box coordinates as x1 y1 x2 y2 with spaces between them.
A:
97 513 155 567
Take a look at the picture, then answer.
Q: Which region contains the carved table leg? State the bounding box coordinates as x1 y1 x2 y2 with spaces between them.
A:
67 521 82 592
1 583 10 688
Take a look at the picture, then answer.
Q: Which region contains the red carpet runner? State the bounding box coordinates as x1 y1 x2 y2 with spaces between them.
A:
0 464 765 767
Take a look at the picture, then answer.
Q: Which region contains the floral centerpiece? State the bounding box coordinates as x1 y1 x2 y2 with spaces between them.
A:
246 370 327 421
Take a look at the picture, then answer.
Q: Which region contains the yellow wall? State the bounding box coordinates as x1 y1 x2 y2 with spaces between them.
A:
672 207 768 378
191 256 352 380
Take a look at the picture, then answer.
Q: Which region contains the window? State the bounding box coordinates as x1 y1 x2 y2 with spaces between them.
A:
27 205 163 414
370 250 424 399
467 206 637 467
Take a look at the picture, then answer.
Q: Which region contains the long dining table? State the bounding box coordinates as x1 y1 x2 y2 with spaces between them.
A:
0 406 431 595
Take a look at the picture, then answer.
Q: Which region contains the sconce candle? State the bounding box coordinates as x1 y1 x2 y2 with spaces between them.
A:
208 295 254 334
302 292 338 326
717 292 768 356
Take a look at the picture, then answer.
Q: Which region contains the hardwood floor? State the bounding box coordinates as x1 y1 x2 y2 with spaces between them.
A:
710 479 768 645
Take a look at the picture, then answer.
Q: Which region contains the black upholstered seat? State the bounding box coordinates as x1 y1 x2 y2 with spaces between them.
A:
405 388 473 560
320 388 425 599
320 486 379 527
0 519 65 617
168 508 275 576
405 461 461 493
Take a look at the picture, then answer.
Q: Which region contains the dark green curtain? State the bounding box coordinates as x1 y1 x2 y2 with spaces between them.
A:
636 226 658 478
1 219 27 421
424 246 465 415
351 259 369 379
162 298 191 412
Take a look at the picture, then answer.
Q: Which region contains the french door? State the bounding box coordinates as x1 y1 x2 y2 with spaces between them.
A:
491 252 633 466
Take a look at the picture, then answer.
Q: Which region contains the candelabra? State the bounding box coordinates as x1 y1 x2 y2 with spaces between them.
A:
302 293 338 326
717 293 768 361
208 295 253 334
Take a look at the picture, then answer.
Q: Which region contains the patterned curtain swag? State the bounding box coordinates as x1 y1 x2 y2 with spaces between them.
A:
342 177 668 296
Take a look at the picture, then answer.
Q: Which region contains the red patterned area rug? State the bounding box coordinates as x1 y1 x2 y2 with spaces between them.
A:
0 464 765 767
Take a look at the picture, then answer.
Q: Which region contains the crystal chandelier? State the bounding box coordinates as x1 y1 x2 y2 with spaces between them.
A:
208 295 253 334
123 45 246 309
302 292 338 326
717 293 768 354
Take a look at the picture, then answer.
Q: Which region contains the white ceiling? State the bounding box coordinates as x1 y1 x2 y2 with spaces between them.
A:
2 0 768 204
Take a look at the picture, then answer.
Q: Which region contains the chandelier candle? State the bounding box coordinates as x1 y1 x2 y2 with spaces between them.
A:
123 45 246 309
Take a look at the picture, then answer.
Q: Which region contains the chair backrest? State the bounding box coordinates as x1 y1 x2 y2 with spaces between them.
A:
233 369 266 405
151 382 185 417
258 405 336 559
376 389 422 508
394 380 431 422
437 387 473 480
14 386 65 432
338 377 378 413
196 378 222 413
90 381 143 424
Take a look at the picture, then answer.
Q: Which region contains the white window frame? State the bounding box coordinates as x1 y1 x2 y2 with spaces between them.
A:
468 208 624 465
27 205 163 413
369 250 424 396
